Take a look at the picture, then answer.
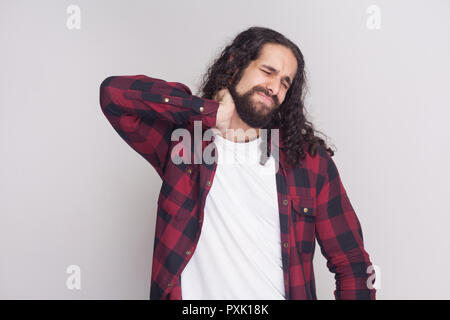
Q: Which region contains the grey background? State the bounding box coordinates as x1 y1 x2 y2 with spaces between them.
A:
1 0 449 299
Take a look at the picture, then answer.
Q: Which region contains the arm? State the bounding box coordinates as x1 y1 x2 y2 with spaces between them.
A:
314 147 377 300
99 75 220 178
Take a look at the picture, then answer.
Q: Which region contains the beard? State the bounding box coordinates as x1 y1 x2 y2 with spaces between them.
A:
228 81 280 129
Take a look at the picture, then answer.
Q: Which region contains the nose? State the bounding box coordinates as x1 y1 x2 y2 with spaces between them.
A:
265 78 281 98
264 86 280 106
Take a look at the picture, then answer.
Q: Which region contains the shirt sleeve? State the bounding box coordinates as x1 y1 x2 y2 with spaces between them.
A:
314 146 377 300
99 74 220 178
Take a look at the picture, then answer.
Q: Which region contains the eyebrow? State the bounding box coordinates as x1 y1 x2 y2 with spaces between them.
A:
261 64 293 87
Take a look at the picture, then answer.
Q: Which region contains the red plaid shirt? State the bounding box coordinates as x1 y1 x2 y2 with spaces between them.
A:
99 74 377 300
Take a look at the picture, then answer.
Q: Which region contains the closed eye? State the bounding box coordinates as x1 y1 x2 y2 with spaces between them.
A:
261 69 289 89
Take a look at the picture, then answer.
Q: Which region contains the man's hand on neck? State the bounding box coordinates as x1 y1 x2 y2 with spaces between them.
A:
213 88 260 143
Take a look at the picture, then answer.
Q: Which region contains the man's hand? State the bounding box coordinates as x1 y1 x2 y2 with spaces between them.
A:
213 87 235 136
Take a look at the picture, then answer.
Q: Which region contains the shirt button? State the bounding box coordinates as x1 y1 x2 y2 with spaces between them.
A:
303 208 309 213
199 106 204 112
198 219 202 224
164 97 170 103
186 250 191 256
206 180 211 186
282 199 288 205
167 283 173 287
283 242 289 248
187 168 192 174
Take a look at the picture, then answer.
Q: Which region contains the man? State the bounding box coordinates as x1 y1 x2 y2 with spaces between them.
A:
99 26 376 300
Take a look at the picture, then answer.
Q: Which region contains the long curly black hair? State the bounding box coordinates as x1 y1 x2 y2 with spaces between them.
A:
197 26 335 167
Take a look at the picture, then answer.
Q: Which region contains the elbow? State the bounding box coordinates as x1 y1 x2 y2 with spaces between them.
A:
99 76 116 110
100 76 116 89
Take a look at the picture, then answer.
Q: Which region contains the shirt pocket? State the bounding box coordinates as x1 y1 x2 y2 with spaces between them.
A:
291 196 316 254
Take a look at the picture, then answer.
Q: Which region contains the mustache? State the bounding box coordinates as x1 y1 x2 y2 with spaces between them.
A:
254 87 278 106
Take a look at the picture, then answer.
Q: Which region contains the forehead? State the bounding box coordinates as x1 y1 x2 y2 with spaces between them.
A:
253 43 298 80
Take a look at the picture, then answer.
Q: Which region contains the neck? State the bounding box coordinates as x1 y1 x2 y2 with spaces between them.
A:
223 112 260 143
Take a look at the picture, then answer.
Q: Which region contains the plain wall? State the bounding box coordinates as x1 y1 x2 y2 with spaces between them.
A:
1 0 449 299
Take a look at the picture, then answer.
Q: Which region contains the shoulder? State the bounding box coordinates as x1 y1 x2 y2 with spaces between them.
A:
300 142 339 180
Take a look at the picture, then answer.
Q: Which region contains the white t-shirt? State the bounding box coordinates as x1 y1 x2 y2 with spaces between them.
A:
180 131 285 300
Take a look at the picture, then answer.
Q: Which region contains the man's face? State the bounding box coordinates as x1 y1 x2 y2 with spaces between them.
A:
229 43 298 128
